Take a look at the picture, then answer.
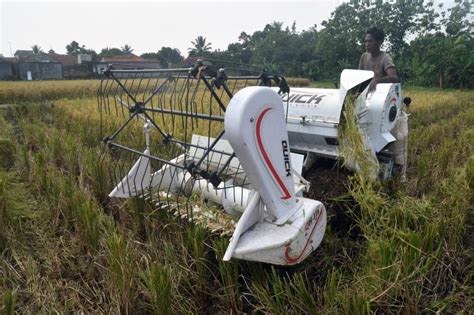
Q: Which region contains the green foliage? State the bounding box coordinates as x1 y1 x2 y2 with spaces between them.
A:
202 1 472 88
65 40 97 58
120 44 133 55
99 47 123 58
31 44 43 54
0 139 15 170
141 47 184 68
406 32 473 88
1 290 16 315
141 263 173 315
213 238 241 311
188 36 212 56
106 233 136 311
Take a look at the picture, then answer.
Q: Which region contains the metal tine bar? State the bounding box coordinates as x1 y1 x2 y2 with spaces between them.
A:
98 77 108 115
144 107 224 122
139 72 148 97
141 74 152 104
228 77 239 98
183 77 190 158
142 75 172 107
207 84 213 173
158 81 171 135
107 111 138 142
180 170 191 218
216 152 236 178
192 129 225 171
110 77 124 117
129 71 139 102
114 98 182 152
149 80 156 123
226 75 274 80
177 74 187 132
112 80 121 117
98 79 105 138
173 75 185 130
216 82 227 119
172 138 233 157
157 78 168 135
199 79 208 130
109 142 185 169
105 78 115 116
197 85 209 166
200 74 227 112
168 73 180 137
107 80 121 117
123 73 132 110
99 81 107 116
109 70 139 106
142 108 171 141
209 147 224 178
133 73 145 103
190 76 202 130
116 98 145 121
110 68 191 73
189 77 198 131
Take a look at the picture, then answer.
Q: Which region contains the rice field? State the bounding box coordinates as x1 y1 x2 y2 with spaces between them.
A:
0 79 472 313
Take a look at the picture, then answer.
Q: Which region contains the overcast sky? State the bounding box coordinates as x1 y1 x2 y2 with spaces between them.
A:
0 0 346 57
1 0 457 58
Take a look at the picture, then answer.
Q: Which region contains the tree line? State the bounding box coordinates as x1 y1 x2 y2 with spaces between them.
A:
32 0 472 88
201 0 472 89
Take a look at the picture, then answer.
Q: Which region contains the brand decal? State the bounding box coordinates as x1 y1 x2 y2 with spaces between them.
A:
281 93 327 105
284 206 323 264
282 140 291 177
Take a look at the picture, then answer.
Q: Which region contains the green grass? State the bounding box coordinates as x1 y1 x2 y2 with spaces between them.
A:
0 81 472 313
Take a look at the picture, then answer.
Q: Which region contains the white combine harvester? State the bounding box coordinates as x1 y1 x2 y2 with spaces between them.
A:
99 60 409 265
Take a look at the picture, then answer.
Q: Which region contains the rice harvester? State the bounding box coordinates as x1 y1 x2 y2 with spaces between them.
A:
98 60 409 265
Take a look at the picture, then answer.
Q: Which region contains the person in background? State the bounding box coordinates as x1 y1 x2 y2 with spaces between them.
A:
358 27 399 91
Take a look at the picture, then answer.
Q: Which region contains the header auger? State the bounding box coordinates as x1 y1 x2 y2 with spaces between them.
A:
98 59 408 265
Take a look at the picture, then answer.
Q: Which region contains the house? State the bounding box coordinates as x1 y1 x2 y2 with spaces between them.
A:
0 57 14 80
48 53 93 79
99 54 162 71
14 50 62 80
3 51 164 80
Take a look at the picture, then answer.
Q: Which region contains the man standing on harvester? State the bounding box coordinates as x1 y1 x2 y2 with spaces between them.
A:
358 27 399 91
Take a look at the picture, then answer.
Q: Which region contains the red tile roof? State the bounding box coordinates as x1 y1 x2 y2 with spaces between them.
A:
48 53 77 66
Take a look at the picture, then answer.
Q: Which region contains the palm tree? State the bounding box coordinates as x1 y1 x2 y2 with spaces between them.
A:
121 44 134 55
31 45 43 54
188 36 212 56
